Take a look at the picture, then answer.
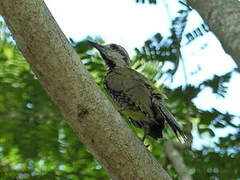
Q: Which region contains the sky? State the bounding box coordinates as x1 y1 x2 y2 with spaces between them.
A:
45 0 239 148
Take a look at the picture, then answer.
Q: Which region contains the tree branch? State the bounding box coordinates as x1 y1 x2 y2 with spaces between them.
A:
188 0 240 70
164 141 192 180
164 106 193 180
0 0 172 179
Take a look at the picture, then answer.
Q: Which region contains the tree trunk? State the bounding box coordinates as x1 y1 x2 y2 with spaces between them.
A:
188 0 240 70
0 0 172 179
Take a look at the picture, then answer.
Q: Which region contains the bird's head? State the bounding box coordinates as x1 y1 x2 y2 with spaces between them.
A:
88 41 130 70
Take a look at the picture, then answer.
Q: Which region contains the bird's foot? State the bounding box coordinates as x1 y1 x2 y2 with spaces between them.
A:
117 108 125 114
141 135 150 148
145 144 150 148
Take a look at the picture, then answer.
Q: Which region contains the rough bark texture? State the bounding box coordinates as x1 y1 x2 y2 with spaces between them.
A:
0 0 172 179
188 0 240 69
164 141 192 180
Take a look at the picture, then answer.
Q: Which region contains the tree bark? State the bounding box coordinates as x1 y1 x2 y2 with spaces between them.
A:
164 141 192 180
188 0 240 70
0 0 172 179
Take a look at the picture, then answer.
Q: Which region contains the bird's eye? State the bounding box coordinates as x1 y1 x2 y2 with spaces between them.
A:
109 44 128 59
110 44 119 50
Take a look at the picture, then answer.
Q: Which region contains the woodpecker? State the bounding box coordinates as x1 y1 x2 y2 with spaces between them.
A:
88 41 187 142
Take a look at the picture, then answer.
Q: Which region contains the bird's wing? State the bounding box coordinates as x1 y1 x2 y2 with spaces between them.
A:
106 68 188 141
105 68 154 121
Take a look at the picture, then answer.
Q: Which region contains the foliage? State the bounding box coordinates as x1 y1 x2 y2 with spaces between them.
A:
133 9 189 78
0 22 108 180
0 1 239 179
135 0 157 4
131 3 239 180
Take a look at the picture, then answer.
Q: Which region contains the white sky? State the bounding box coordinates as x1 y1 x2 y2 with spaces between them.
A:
45 0 173 51
45 0 240 147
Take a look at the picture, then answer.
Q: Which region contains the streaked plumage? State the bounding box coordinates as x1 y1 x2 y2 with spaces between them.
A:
88 41 187 142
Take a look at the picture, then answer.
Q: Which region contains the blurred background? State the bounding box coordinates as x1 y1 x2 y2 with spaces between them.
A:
0 0 239 179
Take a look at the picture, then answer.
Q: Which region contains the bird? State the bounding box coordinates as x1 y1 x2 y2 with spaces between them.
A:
88 40 187 143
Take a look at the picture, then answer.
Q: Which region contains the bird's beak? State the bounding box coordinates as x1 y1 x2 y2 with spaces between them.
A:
87 40 110 63
87 40 105 51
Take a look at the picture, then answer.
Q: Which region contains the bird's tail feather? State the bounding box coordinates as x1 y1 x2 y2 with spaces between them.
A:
158 102 188 143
